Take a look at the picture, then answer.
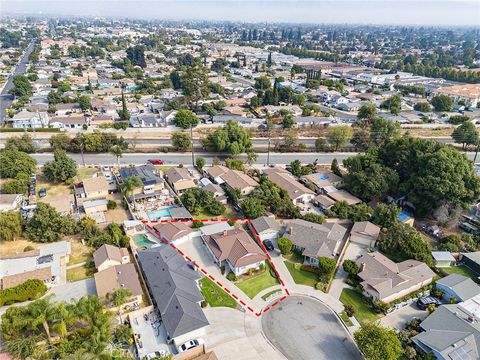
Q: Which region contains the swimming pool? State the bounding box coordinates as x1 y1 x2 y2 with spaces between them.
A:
133 234 158 249
148 207 175 221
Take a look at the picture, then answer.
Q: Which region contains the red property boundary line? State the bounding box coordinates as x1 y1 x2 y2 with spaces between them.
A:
141 218 290 317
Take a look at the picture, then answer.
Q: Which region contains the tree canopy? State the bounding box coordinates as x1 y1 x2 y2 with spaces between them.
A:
43 150 77 183
203 120 253 156
0 149 37 179
354 323 403 360
25 202 77 242
174 110 199 129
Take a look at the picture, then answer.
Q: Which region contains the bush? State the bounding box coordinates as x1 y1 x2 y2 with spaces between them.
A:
300 264 320 274
107 200 117 210
201 300 208 308
278 237 293 255
226 272 237 281
259 263 265 271
23 245 35 252
315 282 327 291
192 221 204 229
344 304 355 317
318 256 337 277
0 279 47 306
343 259 360 275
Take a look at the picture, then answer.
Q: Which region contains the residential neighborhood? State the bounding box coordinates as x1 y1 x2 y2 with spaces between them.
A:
0 4 480 360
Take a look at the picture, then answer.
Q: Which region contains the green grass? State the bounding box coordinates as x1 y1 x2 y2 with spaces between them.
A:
66 263 94 282
441 265 480 283
284 251 305 264
340 311 354 327
76 167 98 181
154 165 174 172
199 277 237 308
236 263 280 299
340 288 381 325
261 289 282 301
284 261 319 287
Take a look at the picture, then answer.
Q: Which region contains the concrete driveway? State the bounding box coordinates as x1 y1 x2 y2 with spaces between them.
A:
262 295 362 360
380 303 428 330
48 278 97 303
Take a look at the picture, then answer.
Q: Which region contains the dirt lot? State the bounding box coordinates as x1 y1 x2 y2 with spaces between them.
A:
104 193 130 224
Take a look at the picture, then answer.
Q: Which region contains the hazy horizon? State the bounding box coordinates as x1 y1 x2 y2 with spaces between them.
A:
1 0 479 26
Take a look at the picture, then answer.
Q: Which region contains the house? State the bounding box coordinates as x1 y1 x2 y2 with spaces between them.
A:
119 164 165 199
282 219 347 266
432 251 456 268
207 165 258 196
93 244 130 272
460 252 480 274
302 171 343 192
412 297 480 360
313 194 336 211
138 246 209 347
201 183 227 204
55 103 82 116
10 110 49 128
436 274 480 303
94 263 143 308
263 168 315 206
202 228 266 276
164 167 196 194
0 194 23 212
77 176 109 200
350 221 381 247
83 198 108 216
0 241 71 289
355 252 436 303
434 84 480 107
50 115 87 129
200 222 233 237
47 195 75 216
249 216 281 241
152 222 193 244
323 186 362 205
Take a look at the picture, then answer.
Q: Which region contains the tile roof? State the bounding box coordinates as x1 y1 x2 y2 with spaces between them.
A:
153 222 192 241
204 228 266 268
94 263 143 298
93 244 129 269
264 168 314 200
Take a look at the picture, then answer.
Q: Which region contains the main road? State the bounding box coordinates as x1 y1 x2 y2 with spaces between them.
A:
0 39 36 124
31 151 480 166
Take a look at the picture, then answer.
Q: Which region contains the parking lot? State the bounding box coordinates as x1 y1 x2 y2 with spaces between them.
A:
262 295 361 360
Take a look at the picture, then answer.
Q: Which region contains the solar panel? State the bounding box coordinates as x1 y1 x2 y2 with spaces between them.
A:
449 343 474 360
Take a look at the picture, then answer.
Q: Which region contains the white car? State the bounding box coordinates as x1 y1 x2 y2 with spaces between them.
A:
178 339 204 353
145 350 168 359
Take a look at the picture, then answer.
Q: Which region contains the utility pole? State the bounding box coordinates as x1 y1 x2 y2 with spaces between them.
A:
190 124 195 167
266 114 271 166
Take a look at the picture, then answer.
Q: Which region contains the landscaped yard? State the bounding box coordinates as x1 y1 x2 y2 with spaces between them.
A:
66 262 95 282
199 277 237 308
340 311 354 327
236 262 280 299
442 265 480 283
191 204 241 221
340 288 382 325
76 167 98 181
284 261 319 287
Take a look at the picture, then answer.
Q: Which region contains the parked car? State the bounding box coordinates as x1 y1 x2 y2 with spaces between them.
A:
147 159 164 165
417 297 441 310
145 351 168 359
178 339 204 353
263 240 274 251
38 188 47 198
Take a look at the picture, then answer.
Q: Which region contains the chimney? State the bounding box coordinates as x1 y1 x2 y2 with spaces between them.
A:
223 230 228 236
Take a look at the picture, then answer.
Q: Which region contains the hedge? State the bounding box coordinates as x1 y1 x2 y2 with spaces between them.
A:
0 279 48 306
0 128 60 133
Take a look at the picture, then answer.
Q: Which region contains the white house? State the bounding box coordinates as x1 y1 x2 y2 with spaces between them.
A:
152 221 193 244
10 110 49 129
249 216 281 241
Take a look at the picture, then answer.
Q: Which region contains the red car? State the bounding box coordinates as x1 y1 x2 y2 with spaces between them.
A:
147 159 164 165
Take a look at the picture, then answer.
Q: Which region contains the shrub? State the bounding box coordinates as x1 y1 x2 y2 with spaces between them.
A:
247 268 255 276
259 263 265 271
344 304 355 317
300 264 320 274
201 300 208 308
278 237 293 255
343 259 360 275
0 279 47 306
107 200 117 210
318 256 337 277
315 282 327 291
226 272 237 281
192 221 204 229
23 245 35 252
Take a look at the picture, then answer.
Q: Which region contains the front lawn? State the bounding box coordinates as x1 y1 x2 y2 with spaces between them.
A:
340 288 381 325
236 263 280 299
66 262 94 282
284 261 319 287
339 311 354 327
199 277 237 308
441 265 480 283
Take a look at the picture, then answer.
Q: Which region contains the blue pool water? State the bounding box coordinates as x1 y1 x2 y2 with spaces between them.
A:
148 207 174 220
398 210 413 222
133 234 157 249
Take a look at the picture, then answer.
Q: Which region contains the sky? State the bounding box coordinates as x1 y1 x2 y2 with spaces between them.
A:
1 0 479 26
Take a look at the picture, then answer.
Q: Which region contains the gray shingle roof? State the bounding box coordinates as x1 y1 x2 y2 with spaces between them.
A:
437 274 480 301
251 216 280 234
138 246 208 339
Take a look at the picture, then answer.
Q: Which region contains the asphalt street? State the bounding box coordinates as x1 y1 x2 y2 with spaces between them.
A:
31 151 480 166
262 296 362 360
0 39 36 124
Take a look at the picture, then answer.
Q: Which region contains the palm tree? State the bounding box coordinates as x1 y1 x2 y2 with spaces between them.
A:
64 350 98 360
109 288 132 307
51 302 76 339
27 297 56 342
120 176 143 211
110 145 124 166
246 151 258 166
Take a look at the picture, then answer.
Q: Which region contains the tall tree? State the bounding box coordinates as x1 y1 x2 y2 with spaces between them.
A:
326 125 352 151
354 323 403 360
181 63 209 109
452 121 478 150
109 145 124 166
